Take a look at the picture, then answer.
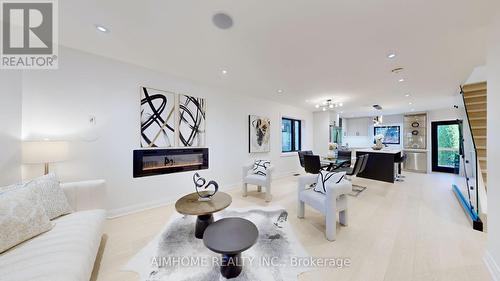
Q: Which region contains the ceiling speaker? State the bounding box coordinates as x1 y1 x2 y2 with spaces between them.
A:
212 13 233 30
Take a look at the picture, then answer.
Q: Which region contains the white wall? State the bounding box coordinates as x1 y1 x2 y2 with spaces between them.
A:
0 71 22 186
21 47 313 216
465 65 487 84
486 9 500 280
313 111 330 156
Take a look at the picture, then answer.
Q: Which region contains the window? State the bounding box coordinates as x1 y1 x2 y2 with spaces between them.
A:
374 126 400 144
282 118 301 152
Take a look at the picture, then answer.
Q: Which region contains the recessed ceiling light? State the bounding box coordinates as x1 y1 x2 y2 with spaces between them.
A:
277 89 284 94
339 103 343 107
95 25 109 33
405 94 410 97
315 104 320 108
387 52 397 59
398 78 405 82
340 111 344 113
409 102 413 105
322 107 326 111
221 69 228 75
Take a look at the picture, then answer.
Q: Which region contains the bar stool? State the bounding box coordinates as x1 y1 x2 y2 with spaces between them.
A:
395 153 406 181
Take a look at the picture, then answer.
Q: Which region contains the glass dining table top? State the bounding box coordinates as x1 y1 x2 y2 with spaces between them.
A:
320 156 351 166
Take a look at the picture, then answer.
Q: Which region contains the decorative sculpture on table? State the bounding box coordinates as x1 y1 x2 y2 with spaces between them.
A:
327 143 338 159
372 134 385 150
193 173 219 201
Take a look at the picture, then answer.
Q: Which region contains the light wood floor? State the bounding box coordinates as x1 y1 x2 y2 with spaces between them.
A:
94 172 491 281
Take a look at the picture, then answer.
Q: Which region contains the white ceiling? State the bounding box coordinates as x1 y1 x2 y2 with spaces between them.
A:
59 0 497 116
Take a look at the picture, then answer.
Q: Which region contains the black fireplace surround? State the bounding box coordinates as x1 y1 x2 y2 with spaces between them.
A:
133 148 209 178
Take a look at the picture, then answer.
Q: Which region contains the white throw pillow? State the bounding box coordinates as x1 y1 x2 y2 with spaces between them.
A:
0 186 53 253
22 173 73 220
314 171 346 194
252 160 271 176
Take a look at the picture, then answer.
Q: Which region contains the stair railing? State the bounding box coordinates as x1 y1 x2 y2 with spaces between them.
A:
455 86 482 231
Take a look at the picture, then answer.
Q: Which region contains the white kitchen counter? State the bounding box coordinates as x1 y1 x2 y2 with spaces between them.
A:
356 148 402 154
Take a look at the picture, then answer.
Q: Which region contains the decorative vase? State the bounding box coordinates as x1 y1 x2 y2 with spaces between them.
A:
372 139 384 150
327 150 335 159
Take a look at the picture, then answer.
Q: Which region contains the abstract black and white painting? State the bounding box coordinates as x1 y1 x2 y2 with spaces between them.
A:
178 94 206 147
249 115 271 153
140 87 176 148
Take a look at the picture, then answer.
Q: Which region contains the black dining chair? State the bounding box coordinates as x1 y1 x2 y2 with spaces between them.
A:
303 155 324 174
337 154 365 176
298 150 313 168
337 150 352 168
358 154 369 174
337 150 352 159
337 154 369 196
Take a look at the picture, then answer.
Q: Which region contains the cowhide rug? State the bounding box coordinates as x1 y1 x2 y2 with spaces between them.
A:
123 207 311 281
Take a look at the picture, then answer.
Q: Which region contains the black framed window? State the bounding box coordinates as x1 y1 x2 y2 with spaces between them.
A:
374 126 400 144
282 118 301 152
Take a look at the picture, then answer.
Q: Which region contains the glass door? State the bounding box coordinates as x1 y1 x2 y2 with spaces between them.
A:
431 120 462 173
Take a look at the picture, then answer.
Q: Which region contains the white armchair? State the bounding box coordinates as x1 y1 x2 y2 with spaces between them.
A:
297 174 352 241
242 163 274 202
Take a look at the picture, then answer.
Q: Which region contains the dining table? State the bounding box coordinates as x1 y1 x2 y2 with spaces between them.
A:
320 156 351 171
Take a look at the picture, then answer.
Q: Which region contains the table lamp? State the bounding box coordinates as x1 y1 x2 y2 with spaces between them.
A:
22 141 69 175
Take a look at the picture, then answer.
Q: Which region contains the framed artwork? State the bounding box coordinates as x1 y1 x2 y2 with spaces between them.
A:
178 94 206 147
249 115 271 153
374 126 401 144
140 87 176 148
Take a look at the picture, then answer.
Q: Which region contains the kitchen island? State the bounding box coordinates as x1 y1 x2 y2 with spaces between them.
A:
356 148 402 183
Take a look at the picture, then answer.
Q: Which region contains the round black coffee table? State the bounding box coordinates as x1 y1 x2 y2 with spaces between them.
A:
203 218 259 279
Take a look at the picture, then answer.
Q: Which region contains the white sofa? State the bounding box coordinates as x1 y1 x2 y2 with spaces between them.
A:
0 180 107 281
297 174 351 241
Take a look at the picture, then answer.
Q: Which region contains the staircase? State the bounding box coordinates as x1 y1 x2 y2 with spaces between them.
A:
462 81 487 188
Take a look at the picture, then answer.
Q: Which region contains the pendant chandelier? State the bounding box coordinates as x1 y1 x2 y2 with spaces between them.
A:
315 99 343 111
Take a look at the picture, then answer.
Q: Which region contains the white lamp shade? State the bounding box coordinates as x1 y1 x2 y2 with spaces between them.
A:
23 141 69 164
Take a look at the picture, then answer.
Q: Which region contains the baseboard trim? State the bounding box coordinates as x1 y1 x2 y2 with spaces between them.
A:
484 251 500 281
106 182 241 218
106 170 299 218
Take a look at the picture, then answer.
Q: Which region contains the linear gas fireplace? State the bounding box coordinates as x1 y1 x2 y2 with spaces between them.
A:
133 148 209 178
